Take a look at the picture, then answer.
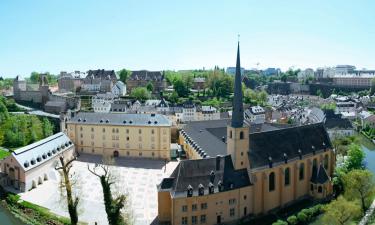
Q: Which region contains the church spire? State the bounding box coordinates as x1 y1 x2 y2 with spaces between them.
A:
231 41 244 128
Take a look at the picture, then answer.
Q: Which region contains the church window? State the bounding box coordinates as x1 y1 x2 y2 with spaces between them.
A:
284 168 290 186
269 172 275 191
299 163 305 180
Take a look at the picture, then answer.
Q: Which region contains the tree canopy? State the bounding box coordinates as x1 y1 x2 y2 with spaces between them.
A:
130 87 151 101
322 196 361 225
118 69 131 84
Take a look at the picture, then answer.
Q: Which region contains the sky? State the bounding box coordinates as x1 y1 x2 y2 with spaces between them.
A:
0 0 374 77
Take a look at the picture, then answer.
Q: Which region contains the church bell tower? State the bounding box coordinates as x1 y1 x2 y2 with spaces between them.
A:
227 41 250 170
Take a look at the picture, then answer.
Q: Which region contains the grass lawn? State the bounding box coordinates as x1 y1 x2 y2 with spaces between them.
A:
0 148 11 159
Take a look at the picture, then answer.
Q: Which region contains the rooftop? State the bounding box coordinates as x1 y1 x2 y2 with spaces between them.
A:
13 132 73 171
67 112 171 126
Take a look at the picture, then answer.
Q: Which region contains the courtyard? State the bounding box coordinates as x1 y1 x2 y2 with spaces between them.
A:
19 154 179 225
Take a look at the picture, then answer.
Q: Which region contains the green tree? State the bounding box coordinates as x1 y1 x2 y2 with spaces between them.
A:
130 87 151 101
173 78 190 97
0 99 9 123
146 82 154 92
280 74 287 82
322 196 361 225
30 72 40 83
272 220 288 225
169 91 179 104
343 169 375 215
344 143 365 171
316 89 323 98
42 117 54 137
370 77 375 95
118 69 131 84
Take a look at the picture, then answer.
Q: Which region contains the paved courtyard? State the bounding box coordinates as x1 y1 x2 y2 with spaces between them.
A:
19 154 179 225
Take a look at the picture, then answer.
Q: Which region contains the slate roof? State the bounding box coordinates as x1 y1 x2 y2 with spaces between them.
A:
67 112 171 126
310 164 329 184
86 69 117 80
129 70 165 81
12 132 73 171
181 120 331 168
158 155 251 197
325 117 353 129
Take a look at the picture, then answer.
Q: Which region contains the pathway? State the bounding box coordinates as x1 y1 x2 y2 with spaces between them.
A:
358 199 375 225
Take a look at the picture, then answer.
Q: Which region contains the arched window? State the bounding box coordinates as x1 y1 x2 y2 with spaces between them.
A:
269 172 275 192
324 155 329 170
284 168 290 186
240 131 244 140
318 186 322 193
313 158 317 170
299 163 305 180
229 131 232 139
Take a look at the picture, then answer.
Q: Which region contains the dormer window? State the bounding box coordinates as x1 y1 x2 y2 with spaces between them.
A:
218 180 224 192
187 185 193 197
208 182 214 194
30 159 36 165
36 156 42 162
24 161 29 168
283 153 288 164
198 184 204 196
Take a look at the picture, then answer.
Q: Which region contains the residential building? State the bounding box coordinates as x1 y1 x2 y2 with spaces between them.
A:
244 106 265 124
82 69 117 93
110 99 130 113
297 68 314 81
58 71 85 93
324 111 354 139
62 112 172 159
158 43 334 225
112 81 126 97
0 132 75 192
197 106 220 121
127 70 167 93
193 77 206 90
92 93 117 113
335 65 356 74
181 100 196 122
335 101 356 115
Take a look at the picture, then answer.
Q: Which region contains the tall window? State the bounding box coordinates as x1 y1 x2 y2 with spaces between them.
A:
324 155 329 170
269 172 275 191
299 163 305 180
240 131 244 139
284 168 290 186
313 158 317 171
229 131 232 139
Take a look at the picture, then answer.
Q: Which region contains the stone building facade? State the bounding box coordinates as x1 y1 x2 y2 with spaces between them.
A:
127 70 167 94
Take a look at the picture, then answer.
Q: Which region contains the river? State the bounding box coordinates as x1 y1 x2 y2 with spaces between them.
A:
0 204 25 225
359 134 375 174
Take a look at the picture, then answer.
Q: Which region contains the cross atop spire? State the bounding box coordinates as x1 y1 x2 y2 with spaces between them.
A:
231 41 244 128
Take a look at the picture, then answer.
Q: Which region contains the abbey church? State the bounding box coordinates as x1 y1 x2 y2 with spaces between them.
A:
157 43 334 225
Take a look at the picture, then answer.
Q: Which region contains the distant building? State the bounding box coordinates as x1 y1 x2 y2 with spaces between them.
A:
111 81 126 97
333 71 375 88
335 101 356 114
197 105 220 121
263 68 281 76
127 70 167 94
58 71 85 93
92 93 116 113
82 69 117 93
0 132 75 192
244 106 266 124
324 111 354 139
335 65 356 74
193 77 206 90
226 67 244 75
297 68 314 81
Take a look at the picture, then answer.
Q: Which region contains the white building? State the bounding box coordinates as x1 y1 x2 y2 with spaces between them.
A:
244 106 266 124
335 101 356 114
0 132 75 192
297 68 314 81
156 99 170 113
112 81 126 97
92 93 117 113
197 106 220 121
181 101 196 122
333 72 375 88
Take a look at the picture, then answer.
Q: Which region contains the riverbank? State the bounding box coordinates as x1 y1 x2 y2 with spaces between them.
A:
0 186 79 225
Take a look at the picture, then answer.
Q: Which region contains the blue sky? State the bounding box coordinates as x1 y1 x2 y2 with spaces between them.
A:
0 0 374 77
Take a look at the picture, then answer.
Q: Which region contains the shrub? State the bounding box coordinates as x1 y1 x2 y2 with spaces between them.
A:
297 211 308 223
272 220 288 225
287 215 298 225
